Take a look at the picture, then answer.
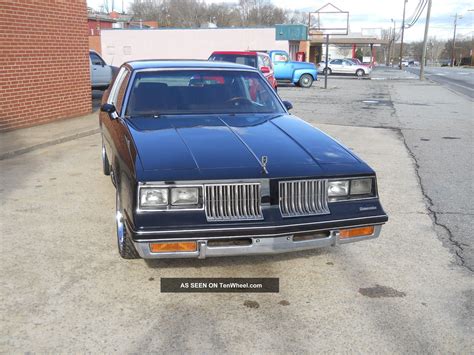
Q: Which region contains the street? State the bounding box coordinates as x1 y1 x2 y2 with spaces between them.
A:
405 66 474 99
0 69 472 352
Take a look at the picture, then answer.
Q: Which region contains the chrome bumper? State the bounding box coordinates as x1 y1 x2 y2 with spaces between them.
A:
133 225 382 259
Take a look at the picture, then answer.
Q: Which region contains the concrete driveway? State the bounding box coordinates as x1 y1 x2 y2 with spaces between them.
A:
1 115 471 351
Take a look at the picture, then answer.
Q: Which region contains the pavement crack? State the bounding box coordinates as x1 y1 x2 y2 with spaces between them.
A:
387 87 472 273
399 129 472 272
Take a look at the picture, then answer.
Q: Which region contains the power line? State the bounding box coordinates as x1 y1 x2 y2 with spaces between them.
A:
406 0 428 28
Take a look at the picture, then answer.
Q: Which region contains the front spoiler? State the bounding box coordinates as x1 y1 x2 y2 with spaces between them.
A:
133 225 382 259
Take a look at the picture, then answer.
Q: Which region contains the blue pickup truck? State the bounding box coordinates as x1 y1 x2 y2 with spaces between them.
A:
269 50 317 88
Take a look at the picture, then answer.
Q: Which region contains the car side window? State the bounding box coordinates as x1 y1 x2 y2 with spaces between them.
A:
343 60 352 66
107 67 129 114
257 56 264 69
274 53 288 62
331 59 342 65
263 56 272 69
90 52 104 66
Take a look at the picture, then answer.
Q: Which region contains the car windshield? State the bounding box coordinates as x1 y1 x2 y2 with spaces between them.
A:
209 54 257 68
125 70 284 116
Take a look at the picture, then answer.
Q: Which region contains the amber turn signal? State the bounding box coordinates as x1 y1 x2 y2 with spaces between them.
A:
339 226 375 239
149 241 197 253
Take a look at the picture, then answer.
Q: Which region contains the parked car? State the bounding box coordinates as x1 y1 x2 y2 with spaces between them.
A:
100 60 388 260
209 51 277 91
89 50 117 89
268 50 318 88
317 59 372 77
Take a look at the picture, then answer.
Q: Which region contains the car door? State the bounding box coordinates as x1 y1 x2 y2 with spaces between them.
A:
342 60 355 74
329 59 343 73
272 52 292 80
90 51 111 87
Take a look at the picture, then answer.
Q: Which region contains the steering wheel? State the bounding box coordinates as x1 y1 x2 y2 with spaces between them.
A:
225 97 253 107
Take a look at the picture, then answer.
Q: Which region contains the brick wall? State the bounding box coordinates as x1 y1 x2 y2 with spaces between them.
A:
0 0 91 132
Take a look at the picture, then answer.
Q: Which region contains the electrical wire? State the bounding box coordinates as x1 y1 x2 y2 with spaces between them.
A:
405 0 428 28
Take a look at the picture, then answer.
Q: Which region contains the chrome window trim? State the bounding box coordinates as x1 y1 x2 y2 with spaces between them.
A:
107 67 128 107
130 215 388 236
137 183 205 213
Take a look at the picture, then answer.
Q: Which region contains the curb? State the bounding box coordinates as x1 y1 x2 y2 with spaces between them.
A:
0 128 100 161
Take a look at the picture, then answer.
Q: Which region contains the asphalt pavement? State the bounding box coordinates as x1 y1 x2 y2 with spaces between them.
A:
406 66 474 99
0 68 472 352
1 122 471 352
282 67 474 271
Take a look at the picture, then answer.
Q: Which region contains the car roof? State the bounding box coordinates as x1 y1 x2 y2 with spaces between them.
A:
125 59 258 71
211 51 258 56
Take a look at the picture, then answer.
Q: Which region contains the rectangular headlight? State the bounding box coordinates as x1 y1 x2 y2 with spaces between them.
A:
350 178 373 195
328 180 349 197
140 188 168 208
171 187 199 206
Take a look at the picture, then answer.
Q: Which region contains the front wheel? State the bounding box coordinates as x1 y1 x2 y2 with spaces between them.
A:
356 69 365 77
298 74 313 88
323 68 332 75
116 190 140 259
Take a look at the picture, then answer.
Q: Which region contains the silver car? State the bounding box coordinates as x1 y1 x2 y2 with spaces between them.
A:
89 50 114 89
318 59 371 77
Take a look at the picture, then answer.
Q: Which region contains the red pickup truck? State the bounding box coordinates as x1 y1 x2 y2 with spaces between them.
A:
209 51 278 91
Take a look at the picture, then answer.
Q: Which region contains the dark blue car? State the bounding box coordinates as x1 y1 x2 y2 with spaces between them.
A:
100 60 388 260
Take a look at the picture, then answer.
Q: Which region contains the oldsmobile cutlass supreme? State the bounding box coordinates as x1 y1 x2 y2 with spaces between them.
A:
100 60 388 259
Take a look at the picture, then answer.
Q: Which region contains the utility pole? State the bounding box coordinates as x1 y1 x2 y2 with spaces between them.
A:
399 0 408 70
390 19 396 66
420 0 432 80
451 14 463 67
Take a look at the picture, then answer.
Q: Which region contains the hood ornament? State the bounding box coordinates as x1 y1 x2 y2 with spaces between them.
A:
261 156 268 175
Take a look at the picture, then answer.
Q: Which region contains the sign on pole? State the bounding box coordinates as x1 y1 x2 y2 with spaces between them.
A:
308 3 349 89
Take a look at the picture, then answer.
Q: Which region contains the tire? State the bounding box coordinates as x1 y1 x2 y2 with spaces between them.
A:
298 74 313 88
356 69 365 77
116 190 140 259
323 68 332 75
102 141 110 176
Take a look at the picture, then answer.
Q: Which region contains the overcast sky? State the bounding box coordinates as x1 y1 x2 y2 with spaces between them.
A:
87 0 473 42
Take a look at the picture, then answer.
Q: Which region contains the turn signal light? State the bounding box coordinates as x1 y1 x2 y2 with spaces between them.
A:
149 241 197 253
339 226 375 239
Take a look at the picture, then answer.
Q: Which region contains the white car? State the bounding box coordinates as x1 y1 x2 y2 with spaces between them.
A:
317 59 371 77
89 50 115 90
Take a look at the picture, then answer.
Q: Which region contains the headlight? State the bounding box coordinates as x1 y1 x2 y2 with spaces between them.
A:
350 178 373 195
171 187 199 206
328 177 375 201
328 180 349 197
140 188 168 208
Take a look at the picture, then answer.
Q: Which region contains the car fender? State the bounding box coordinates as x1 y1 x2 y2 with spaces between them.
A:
292 69 318 83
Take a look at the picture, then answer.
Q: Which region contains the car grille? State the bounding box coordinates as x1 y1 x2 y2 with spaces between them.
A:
205 183 263 221
279 179 330 217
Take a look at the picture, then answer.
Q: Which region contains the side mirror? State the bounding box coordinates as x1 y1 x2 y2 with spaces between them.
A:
260 66 270 74
101 103 118 119
282 101 293 111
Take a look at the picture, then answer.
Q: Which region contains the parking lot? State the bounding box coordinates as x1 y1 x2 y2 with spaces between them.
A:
0 68 472 352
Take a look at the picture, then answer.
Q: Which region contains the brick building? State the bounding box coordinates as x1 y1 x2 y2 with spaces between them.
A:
0 0 91 132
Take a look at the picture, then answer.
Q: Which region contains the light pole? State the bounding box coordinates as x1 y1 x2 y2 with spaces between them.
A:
399 0 408 69
451 13 463 66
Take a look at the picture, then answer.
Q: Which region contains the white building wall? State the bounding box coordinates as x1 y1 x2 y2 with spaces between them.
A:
101 28 289 66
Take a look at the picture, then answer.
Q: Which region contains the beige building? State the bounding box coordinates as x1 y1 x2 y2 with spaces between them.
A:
101 28 291 66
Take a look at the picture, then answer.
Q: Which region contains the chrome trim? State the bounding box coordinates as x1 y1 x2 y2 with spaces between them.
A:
130 215 388 236
133 225 382 259
279 179 330 218
121 66 289 118
204 182 263 221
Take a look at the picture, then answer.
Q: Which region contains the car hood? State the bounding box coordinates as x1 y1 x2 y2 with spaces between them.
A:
127 114 369 181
